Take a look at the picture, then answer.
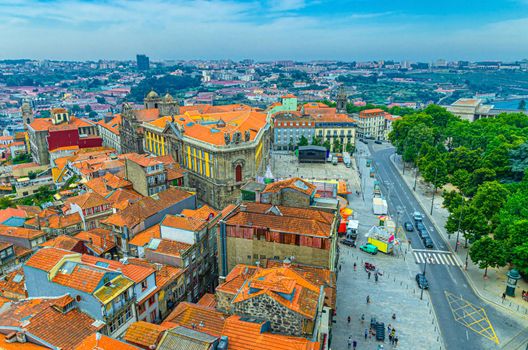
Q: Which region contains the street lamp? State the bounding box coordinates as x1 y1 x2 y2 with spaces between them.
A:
420 255 429 300
455 199 465 253
430 168 438 215
413 166 418 191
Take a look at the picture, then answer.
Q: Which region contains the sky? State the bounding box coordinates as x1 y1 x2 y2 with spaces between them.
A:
1 0 528 61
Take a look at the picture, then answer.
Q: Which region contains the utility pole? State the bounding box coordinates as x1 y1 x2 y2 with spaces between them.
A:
455 198 464 253
430 168 438 215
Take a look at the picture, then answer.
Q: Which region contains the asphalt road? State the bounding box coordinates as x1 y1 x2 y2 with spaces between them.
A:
364 143 523 350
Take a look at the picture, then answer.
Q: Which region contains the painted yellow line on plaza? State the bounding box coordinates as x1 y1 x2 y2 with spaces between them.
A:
445 291 500 345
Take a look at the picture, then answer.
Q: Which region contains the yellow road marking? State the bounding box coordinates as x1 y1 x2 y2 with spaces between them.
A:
445 291 500 345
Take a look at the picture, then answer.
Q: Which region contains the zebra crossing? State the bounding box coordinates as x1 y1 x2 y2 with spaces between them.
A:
413 249 459 266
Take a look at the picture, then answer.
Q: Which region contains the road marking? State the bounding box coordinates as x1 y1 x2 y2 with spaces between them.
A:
413 251 457 266
445 291 499 345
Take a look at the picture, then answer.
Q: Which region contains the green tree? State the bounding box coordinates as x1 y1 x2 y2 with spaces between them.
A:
333 138 342 153
450 169 471 193
311 137 322 146
509 142 528 180
0 197 14 209
323 140 331 151
346 143 355 153
469 236 507 277
84 105 92 113
471 181 509 227
511 243 528 276
88 111 98 118
71 104 82 114
298 135 309 147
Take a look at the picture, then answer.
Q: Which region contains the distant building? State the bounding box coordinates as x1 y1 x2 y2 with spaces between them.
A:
357 108 393 140
137 54 150 71
446 98 494 122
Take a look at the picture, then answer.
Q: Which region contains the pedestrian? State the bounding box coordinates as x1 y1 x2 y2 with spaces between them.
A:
368 271 371 279
348 315 351 324
366 295 370 304
502 292 506 302
392 313 396 320
361 313 365 323
391 329 396 341
348 336 352 349
387 324 391 334
394 336 399 347
353 262 357 271
364 328 368 340
375 273 378 282
389 333 393 344
353 340 357 350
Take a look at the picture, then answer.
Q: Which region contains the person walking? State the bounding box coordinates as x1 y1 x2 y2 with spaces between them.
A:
348 315 351 324
388 333 393 344
339 264 342 272
375 273 378 282
368 271 371 279
348 336 352 349
394 336 399 347
502 292 506 302
354 262 357 271
387 324 391 334
364 328 368 340
366 295 370 304
361 313 365 324
353 340 357 350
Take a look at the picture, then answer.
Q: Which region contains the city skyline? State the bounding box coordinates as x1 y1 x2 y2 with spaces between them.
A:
1 0 528 61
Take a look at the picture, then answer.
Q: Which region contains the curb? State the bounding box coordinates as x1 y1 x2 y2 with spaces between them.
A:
388 154 527 319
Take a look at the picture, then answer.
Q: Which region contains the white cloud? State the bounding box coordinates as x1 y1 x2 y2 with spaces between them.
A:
267 0 306 11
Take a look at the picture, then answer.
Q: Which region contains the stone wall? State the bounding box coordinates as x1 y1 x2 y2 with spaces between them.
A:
233 293 305 336
215 290 234 313
277 188 311 208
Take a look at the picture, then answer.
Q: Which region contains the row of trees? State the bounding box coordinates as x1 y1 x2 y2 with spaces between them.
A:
293 135 354 153
389 105 528 277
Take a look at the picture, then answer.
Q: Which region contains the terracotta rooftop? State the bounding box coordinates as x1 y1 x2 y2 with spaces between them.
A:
64 192 110 210
24 247 79 272
81 254 154 284
0 297 103 350
124 152 163 168
161 215 208 232
47 212 83 229
129 225 161 247
0 333 47 349
74 333 138 350
85 172 131 196
0 225 46 240
224 203 334 238
0 268 27 299
197 293 217 308
124 321 168 348
262 177 316 196
102 187 193 229
74 228 115 256
180 204 219 221
40 234 82 251
147 238 192 258
127 258 184 292
221 315 319 350
232 266 321 319
0 207 28 224
216 264 258 295
52 262 108 293
162 302 227 337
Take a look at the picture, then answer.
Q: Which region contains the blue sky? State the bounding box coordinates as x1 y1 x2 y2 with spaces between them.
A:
1 0 528 61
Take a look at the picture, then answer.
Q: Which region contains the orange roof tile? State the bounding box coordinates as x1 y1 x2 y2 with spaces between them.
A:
221 315 319 350
0 225 46 240
124 152 163 168
28 118 53 131
197 293 217 308
0 268 27 300
47 212 83 229
52 263 107 293
127 258 184 291
0 207 28 223
161 215 207 232
216 264 258 295
262 177 316 196
162 302 226 337
74 229 115 255
133 108 160 122
75 333 138 350
129 225 161 247
64 192 110 210
232 266 320 319
0 333 48 349
124 321 167 348
180 205 219 221
81 255 154 284
24 247 78 272
0 297 102 350
40 235 82 251
148 239 192 258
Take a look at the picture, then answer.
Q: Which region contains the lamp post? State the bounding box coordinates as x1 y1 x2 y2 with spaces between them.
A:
455 199 464 253
413 166 418 191
420 255 429 300
430 168 438 215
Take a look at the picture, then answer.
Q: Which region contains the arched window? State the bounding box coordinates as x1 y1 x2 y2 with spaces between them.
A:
235 164 242 182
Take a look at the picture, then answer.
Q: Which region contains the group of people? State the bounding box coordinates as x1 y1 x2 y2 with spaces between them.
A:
346 313 400 348
387 324 399 346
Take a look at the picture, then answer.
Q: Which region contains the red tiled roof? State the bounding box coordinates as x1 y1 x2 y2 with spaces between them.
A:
47 212 83 229
24 247 79 272
162 302 226 337
161 215 207 232
147 239 192 258
262 177 316 196
0 208 27 223
81 255 154 283
40 235 82 251
0 225 46 240
74 229 115 255
221 315 319 350
216 264 258 295
124 321 168 348
0 268 27 300
197 293 217 308
64 192 110 210
52 263 107 293
129 225 161 247
75 333 138 350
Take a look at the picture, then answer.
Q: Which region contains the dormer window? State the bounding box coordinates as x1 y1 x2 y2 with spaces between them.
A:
141 280 148 292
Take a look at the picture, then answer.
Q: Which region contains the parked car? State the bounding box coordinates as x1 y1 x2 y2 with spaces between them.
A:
341 238 356 247
416 273 429 289
416 222 426 232
361 139 369 144
374 140 382 144
360 243 378 255
404 221 414 232
413 211 423 222
423 237 434 248
418 228 429 239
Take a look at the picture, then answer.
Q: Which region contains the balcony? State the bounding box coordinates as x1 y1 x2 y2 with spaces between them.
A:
102 295 136 322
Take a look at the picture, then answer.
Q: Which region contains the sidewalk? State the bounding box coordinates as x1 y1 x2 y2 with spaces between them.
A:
390 155 528 320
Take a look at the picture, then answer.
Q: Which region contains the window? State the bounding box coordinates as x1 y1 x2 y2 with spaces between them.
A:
6 247 13 255
150 310 157 322
141 280 148 292
148 295 156 307
0 250 6 259
138 302 146 315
